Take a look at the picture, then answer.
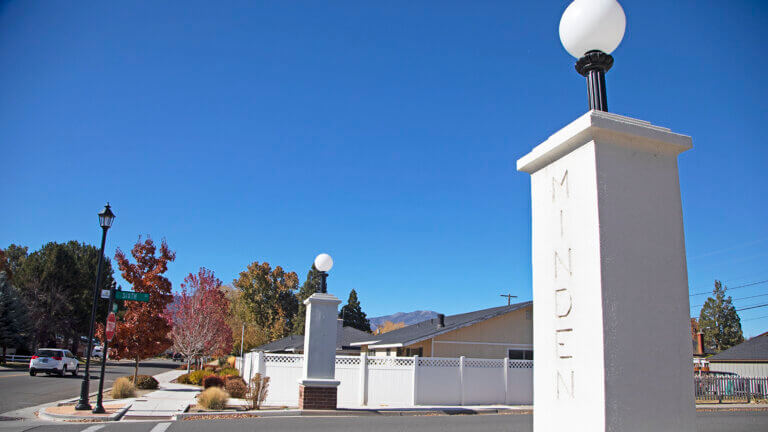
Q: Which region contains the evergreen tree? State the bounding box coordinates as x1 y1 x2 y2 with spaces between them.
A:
339 289 371 332
0 271 29 363
292 265 323 335
699 280 744 352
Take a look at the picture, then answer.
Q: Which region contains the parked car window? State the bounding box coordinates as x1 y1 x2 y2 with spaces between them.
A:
65 351 74 358
35 349 59 358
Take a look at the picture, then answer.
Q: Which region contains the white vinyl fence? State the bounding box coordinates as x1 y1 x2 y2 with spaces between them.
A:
238 352 532 407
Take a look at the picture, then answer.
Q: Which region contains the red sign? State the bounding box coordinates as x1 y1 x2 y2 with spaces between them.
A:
106 312 116 341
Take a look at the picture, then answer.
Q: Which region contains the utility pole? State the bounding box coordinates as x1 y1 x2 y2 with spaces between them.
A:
500 293 518 306
240 323 245 358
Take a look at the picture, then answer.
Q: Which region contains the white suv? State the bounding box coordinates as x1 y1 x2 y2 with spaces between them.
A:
29 348 79 376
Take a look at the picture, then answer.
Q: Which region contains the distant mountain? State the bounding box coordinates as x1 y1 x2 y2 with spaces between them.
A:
368 310 439 331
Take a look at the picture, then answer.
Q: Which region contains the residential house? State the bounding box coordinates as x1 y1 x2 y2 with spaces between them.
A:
252 325 371 355
707 331 768 377
352 302 533 359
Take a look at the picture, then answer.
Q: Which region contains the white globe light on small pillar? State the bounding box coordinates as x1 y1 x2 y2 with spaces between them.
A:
559 0 626 111
299 253 341 410
517 2 695 431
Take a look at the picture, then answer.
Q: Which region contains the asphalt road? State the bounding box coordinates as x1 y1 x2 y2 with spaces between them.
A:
0 359 179 414
2 411 767 432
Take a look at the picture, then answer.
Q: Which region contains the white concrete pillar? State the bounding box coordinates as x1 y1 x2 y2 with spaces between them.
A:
299 293 341 409
517 111 695 431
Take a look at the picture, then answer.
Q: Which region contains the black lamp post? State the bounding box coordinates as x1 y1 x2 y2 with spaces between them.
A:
92 281 117 414
75 203 115 411
559 0 626 112
314 253 333 294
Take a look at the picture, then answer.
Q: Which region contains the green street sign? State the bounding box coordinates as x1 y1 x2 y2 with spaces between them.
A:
113 303 119 313
115 291 149 302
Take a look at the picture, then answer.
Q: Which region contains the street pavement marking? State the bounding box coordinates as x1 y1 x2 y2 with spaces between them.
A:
80 426 105 432
150 422 172 432
0 373 27 378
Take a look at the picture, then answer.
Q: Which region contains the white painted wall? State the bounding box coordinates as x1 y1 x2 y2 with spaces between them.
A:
709 362 768 378
517 111 696 432
239 352 532 407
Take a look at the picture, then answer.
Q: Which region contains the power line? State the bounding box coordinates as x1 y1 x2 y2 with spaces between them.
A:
743 314 768 322
736 303 768 312
689 279 768 297
690 292 768 310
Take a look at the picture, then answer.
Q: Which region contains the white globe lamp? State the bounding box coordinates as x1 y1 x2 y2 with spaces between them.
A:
314 253 333 293
558 0 626 111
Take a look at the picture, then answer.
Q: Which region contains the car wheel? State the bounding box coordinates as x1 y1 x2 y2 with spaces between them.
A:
59 365 66 377
29 369 36 376
72 364 79 376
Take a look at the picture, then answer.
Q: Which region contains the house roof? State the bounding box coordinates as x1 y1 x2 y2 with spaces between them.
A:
353 301 533 349
708 332 768 362
252 326 373 353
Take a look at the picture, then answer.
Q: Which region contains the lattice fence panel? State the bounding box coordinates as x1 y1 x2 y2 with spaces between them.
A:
264 354 303 366
465 358 504 368
508 360 533 369
419 357 460 368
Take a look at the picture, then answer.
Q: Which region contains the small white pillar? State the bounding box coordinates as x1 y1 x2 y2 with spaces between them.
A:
299 293 341 410
517 111 695 432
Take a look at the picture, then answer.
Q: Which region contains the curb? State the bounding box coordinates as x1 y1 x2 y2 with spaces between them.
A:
38 403 132 422
173 407 532 420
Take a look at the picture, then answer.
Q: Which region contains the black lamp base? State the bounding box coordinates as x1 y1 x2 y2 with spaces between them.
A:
575 50 614 112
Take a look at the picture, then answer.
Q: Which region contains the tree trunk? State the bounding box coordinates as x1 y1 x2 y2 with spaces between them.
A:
133 357 140 383
186 358 191 374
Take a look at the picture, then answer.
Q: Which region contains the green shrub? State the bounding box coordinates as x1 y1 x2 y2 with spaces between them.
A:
225 378 247 399
218 368 239 377
125 375 159 390
203 375 225 389
111 377 136 399
198 387 229 410
177 373 191 384
189 369 213 386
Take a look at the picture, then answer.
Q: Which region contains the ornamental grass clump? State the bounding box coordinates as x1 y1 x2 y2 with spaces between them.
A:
111 377 136 399
198 387 229 410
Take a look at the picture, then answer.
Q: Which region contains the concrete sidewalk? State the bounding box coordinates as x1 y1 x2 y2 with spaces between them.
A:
121 369 199 420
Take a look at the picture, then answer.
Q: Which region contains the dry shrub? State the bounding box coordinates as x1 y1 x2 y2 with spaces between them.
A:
226 356 236 368
111 377 136 399
202 375 225 389
198 386 229 410
246 373 270 410
225 378 247 399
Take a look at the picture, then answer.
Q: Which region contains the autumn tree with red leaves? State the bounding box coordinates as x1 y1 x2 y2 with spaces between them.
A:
108 237 176 381
169 268 233 373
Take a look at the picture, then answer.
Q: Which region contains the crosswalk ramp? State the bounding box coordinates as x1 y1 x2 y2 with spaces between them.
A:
76 422 172 432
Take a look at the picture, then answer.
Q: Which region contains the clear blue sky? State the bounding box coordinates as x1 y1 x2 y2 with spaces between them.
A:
2 1 766 336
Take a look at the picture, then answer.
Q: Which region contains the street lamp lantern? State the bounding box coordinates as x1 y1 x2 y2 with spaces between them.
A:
314 253 333 272
314 253 333 293
98 203 116 229
559 0 626 111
